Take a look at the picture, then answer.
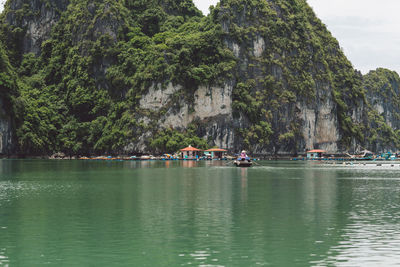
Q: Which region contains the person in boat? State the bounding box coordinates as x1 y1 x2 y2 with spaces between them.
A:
239 150 250 161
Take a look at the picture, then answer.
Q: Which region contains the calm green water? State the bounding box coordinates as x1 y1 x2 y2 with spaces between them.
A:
1 160 400 266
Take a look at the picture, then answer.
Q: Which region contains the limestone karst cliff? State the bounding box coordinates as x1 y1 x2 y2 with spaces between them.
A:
0 0 399 156
3 0 69 55
362 69 400 152
0 42 16 155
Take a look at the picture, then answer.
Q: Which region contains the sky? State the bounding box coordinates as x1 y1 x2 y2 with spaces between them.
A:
0 0 399 74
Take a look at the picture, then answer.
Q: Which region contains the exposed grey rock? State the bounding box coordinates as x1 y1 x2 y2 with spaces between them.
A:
5 0 70 55
0 99 13 155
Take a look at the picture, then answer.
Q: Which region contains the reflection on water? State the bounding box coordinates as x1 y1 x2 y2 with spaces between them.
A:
0 160 400 266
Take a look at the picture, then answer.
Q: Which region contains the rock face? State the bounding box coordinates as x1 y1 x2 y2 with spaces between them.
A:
365 69 400 130
138 82 236 150
4 0 70 55
0 99 13 155
361 68 400 152
0 28 16 155
298 101 339 152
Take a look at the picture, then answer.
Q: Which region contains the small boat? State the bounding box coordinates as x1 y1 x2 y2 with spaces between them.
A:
234 159 253 167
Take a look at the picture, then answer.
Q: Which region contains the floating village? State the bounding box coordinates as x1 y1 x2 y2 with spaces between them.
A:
66 146 400 165
76 146 230 161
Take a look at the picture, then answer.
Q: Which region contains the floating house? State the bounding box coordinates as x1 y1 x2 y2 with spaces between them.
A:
180 145 203 159
307 149 326 159
204 148 227 159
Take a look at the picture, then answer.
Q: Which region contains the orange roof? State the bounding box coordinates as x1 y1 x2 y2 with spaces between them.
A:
180 146 202 151
307 149 326 153
205 148 227 152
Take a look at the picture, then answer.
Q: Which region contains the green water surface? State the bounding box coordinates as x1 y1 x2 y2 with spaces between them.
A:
1 160 400 266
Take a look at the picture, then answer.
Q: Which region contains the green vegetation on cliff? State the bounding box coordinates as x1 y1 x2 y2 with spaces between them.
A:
363 68 400 150
0 0 234 155
0 40 18 153
0 42 17 110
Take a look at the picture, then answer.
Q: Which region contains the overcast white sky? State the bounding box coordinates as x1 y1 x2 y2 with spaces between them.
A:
0 0 399 74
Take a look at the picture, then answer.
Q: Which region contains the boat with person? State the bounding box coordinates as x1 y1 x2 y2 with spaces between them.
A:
234 150 253 167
